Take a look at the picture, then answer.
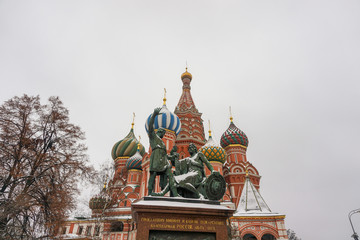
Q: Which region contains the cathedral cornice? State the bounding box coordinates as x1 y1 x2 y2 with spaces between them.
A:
224 144 247 150
175 137 206 145
174 107 202 116
230 215 286 220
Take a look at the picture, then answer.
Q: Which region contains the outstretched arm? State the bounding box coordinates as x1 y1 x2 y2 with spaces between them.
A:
148 107 161 137
199 152 214 173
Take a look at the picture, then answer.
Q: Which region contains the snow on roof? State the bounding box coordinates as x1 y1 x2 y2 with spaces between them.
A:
59 234 84 239
104 215 132 220
203 136 218 147
105 207 131 212
233 212 285 217
133 198 229 210
65 214 132 222
234 174 275 216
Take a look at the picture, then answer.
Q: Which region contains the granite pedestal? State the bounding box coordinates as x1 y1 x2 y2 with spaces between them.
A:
132 196 234 240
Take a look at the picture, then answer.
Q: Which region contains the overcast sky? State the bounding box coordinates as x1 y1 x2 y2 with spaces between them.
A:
1 1 360 239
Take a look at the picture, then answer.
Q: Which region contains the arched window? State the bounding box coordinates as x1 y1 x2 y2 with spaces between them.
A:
262 233 276 240
94 225 100 236
243 233 257 240
77 226 83 235
110 221 124 232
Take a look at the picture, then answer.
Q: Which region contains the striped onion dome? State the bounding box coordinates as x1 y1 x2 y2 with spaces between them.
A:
200 136 226 163
220 121 249 148
89 187 111 210
126 149 142 170
145 104 181 135
111 128 145 160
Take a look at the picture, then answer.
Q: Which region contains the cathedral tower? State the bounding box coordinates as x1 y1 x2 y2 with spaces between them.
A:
126 141 143 187
174 68 206 158
221 114 261 209
110 120 145 201
199 121 226 176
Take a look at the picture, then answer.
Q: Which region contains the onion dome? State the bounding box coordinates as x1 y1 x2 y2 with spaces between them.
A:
181 67 192 80
145 97 181 135
111 122 145 160
220 113 249 148
89 184 111 210
200 123 226 163
126 141 143 170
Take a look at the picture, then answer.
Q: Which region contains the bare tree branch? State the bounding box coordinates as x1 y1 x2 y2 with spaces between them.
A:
0 95 95 239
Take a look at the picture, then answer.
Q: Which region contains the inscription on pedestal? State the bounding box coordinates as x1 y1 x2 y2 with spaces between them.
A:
149 230 216 240
141 217 224 232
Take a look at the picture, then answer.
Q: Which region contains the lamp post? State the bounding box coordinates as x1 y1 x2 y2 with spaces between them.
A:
349 208 360 240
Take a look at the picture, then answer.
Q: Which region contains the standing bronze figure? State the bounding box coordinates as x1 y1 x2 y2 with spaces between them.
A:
147 107 179 197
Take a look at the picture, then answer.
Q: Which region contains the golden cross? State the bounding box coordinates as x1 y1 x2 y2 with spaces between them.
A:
138 135 141 149
245 164 249 177
208 120 212 137
131 112 136 129
163 88 167 105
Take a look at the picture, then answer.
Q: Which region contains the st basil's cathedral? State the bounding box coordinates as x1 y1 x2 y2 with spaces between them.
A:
59 69 289 240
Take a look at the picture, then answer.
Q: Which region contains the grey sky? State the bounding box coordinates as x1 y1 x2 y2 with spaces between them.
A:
1 1 360 239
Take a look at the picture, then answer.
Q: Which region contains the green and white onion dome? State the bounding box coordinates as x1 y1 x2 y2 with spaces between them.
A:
126 149 142 170
145 104 181 135
89 187 111 210
200 135 226 164
111 128 145 160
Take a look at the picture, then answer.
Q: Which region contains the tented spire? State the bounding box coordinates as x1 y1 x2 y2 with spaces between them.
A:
236 174 272 214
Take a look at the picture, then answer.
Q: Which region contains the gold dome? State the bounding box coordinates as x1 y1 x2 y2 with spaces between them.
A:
181 68 192 80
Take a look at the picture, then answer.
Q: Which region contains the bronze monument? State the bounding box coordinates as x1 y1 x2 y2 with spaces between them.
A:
147 108 226 201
